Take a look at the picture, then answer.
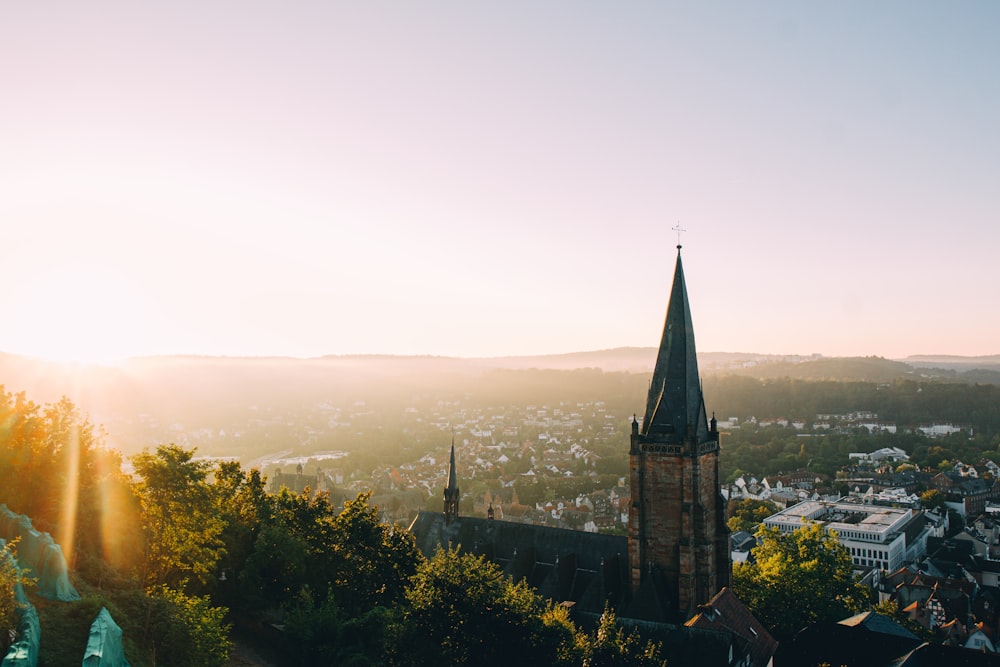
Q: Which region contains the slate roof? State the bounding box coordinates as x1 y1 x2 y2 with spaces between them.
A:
408 511 630 617
777 613 1000 666
840 611 919 639
890 643 1000 666
686 587 778 667
775 619 921 666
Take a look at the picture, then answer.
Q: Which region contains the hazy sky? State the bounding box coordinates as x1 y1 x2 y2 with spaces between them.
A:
2 2 997 363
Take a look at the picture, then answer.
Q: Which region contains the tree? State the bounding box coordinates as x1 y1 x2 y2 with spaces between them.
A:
732 523 868 641
0 391 140 573
920 489 945 511
131 445 226 588
393 548 579 667
282 586 393 666
584 605 666 667
727 498 779 534
146 584 232 667
324 491 420 613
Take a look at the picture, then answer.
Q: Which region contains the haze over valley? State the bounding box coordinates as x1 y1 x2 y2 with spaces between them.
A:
3 349 998 470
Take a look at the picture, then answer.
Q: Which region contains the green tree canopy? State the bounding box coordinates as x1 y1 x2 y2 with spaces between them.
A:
920 489 946 511
732 522 868 641
726 498 779 534
394 548 579 667
131 445 226 588
584 605 667 667
0 390 140 573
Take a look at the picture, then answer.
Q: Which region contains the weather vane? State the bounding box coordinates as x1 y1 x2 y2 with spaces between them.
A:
672 223 687 248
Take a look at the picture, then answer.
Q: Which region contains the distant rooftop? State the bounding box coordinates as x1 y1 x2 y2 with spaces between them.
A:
764 500 914 539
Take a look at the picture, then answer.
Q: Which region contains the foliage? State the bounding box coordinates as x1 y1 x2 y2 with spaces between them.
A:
947 509 965 536
131 445 226 588
920 489 945 511
146 585 232 667
584 605 666 667
393 548 580 667
0 389 141 571
282 587 393 666
0 540 34 656
726 499 778 534
732 523 869 641
242 488 421 615
34 593 139 667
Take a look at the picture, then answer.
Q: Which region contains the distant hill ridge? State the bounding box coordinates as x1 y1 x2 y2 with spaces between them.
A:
4 347 1000 376
3 348 999 458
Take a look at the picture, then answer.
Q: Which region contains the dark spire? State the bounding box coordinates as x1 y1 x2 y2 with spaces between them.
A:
444 438 460 523
447 439 458 492
641 247 710 444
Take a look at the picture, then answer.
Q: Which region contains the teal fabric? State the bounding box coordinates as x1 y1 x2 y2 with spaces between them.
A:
0 505 80 601
1 540 39 667
2 604 40 667
81 608 130 667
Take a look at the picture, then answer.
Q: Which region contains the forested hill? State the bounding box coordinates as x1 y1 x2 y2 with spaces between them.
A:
3 348 999 401
2 350 999 425
1 349 999 458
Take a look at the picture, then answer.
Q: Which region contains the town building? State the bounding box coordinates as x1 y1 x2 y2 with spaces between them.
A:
763 500 928 572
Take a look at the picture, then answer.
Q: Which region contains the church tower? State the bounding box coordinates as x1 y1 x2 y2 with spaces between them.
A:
628 246 730 620
443 440 460 524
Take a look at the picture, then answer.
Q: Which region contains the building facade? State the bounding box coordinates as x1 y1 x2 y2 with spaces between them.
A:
762 500 926 571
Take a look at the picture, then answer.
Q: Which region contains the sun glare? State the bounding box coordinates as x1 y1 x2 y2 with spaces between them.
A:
11 266 147 365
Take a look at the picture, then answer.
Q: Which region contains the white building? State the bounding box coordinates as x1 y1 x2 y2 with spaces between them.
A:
918 423 966 438
763 500 925 572
848 447 909 463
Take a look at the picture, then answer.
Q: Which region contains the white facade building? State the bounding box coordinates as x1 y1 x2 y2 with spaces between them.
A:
763 500 922 572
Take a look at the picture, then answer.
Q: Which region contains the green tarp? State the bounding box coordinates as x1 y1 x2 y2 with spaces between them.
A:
1 542 39 667
82 608 130 667
1 604 40 667
0 505 79 601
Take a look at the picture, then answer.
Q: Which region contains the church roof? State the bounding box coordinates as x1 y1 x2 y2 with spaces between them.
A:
641 247 710 445
408 511 629 617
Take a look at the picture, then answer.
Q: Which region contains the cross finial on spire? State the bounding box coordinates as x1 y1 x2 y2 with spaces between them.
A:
672 223 686 250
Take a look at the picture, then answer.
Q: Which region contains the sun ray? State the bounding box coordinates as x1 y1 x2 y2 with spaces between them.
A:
56 418 80 568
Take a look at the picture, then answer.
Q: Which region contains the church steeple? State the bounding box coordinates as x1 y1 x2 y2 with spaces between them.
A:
443 439 460 524
641 246 710 446
628 245 729 621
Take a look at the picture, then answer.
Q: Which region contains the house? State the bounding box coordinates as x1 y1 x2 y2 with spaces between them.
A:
932 473 1000 517
775 610 1000 666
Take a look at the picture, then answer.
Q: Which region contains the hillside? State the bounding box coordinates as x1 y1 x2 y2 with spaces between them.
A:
2 349 998 459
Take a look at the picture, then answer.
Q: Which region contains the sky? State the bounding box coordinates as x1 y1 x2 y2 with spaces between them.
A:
1 2 998 364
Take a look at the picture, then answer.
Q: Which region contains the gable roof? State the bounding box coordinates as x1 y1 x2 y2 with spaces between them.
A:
840 611 919 639
685 587 777 667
